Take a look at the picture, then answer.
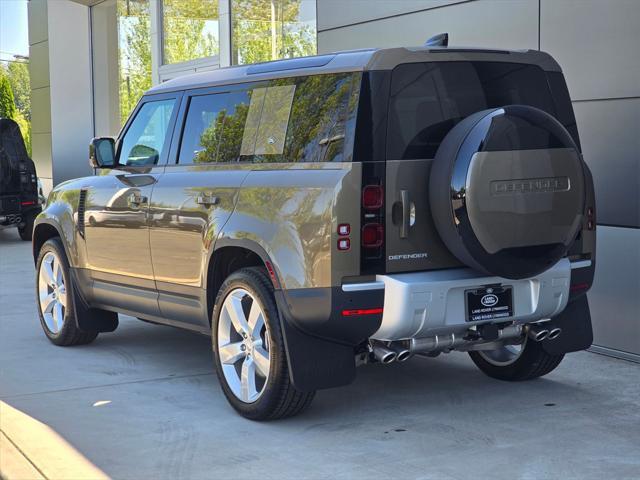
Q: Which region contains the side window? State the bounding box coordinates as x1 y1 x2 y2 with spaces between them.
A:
119 99 176 166
239 73 359 163
179 90 252 164
176 73 360 165
284 73 359 163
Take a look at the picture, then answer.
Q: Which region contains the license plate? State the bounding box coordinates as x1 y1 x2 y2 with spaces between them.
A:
466 286 513 322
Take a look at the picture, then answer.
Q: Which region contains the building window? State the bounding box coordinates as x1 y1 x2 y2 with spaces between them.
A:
162 0 219 65
231 0 317 65
91 0 152 135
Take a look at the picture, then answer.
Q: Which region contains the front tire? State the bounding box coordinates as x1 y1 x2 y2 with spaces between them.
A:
36 238 99 346
469 336 564 381
212 267 315 420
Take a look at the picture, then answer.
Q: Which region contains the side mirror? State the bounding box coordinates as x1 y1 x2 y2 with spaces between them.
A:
89 137 116 169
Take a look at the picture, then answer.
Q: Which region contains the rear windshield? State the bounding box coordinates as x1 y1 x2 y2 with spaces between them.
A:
387 61 562 160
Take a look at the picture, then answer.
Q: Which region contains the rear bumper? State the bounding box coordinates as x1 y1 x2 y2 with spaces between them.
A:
344 258 591 341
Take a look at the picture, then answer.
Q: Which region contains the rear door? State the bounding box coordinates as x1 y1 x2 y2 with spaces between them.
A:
149 86 255 326
384 61 560 273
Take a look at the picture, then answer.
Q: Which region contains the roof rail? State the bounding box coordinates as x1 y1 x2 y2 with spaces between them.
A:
246 54 335 75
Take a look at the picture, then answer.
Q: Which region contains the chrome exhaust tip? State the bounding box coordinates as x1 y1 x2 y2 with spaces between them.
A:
372 345 397 364
547 327 562 340
395 348 412 362
528 327 550 342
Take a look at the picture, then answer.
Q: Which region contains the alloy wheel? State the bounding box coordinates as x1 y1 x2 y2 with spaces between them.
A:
38 251 67 334
217 288 271 403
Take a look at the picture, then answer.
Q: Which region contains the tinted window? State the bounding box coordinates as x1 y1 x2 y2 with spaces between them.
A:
179 91 250 164
241 73 359 163
119 99 176 166
387 62 558 160
546 71 581 150
179 73 359 164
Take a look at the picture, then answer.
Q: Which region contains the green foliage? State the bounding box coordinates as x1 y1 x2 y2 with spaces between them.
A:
0 72 17 120
232 0 316 65
117 0 153 125
1 62 32 156
6 62 30 121
163 0 219 64
14 111 32 156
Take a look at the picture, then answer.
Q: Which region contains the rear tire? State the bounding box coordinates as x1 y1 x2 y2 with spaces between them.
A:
469 336 564 381
36 238 99 346
212 267 315 420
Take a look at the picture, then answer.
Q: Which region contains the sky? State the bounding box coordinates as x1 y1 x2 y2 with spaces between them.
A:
0 0 29 62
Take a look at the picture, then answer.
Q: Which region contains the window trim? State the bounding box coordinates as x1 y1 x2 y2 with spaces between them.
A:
115 91 183 168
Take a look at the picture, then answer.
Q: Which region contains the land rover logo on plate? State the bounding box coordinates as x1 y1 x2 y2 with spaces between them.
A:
481 294 499 307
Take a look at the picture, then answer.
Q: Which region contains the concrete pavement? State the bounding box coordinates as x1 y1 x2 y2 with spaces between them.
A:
1 227 639 480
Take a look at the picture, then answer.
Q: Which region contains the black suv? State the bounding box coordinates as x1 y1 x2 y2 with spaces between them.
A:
1 118 42 240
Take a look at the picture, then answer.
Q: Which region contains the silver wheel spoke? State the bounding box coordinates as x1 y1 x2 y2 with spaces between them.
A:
247 302 264 339
218 341 245 365
226 295 249 335
53 259 63 286
253 346 270 377
42 259 55 285
57 286 67 308
40 292 55 314
240 357 257 402
53 302 64 330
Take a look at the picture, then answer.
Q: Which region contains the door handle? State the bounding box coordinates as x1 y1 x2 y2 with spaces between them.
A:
196 194 219 206
400 190 410 239
127 192 147 208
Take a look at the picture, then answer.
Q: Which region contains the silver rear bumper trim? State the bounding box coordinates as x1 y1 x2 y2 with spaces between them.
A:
341 281 384 292
342 259 590 293
570 259 592 269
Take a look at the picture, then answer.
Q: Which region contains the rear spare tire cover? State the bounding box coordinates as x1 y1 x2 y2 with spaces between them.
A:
429 105 585 279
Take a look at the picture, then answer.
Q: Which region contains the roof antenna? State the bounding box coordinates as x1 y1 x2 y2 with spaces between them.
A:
425 33 449 47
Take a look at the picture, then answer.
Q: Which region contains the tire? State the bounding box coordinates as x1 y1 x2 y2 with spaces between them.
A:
35 237 99 346
212 267 315 420
469 336 564 381
18 211 35 241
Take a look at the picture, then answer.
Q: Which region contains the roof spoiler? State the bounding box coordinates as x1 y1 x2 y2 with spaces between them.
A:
424 33 449 47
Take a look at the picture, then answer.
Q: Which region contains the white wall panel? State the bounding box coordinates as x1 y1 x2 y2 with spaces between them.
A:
47 0 93 184
590 227 640 355
318 0 462 32
541 0 640 101
318 0 538 54
27 0 48 46
573 98 640 228
30 87 51 135
28 41 49 91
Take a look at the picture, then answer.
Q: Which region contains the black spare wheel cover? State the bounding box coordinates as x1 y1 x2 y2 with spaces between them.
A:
429 105 585 279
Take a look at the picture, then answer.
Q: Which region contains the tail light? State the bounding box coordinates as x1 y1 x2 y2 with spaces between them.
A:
586 206 595 230
362 223 383 248
362 185 383 210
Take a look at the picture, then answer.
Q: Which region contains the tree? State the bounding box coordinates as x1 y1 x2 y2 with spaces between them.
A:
6 62 30 121
232 0 316 65
163 0 219 64
0 72 17 120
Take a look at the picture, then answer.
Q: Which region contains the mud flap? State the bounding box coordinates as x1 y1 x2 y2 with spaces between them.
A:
542 295 593 355
275 292 356 392
70 270 119 333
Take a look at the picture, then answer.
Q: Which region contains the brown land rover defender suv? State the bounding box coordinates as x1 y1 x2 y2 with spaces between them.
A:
33 44 596 420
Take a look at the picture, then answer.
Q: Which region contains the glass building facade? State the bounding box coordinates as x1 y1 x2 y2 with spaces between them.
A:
90 0 317 136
